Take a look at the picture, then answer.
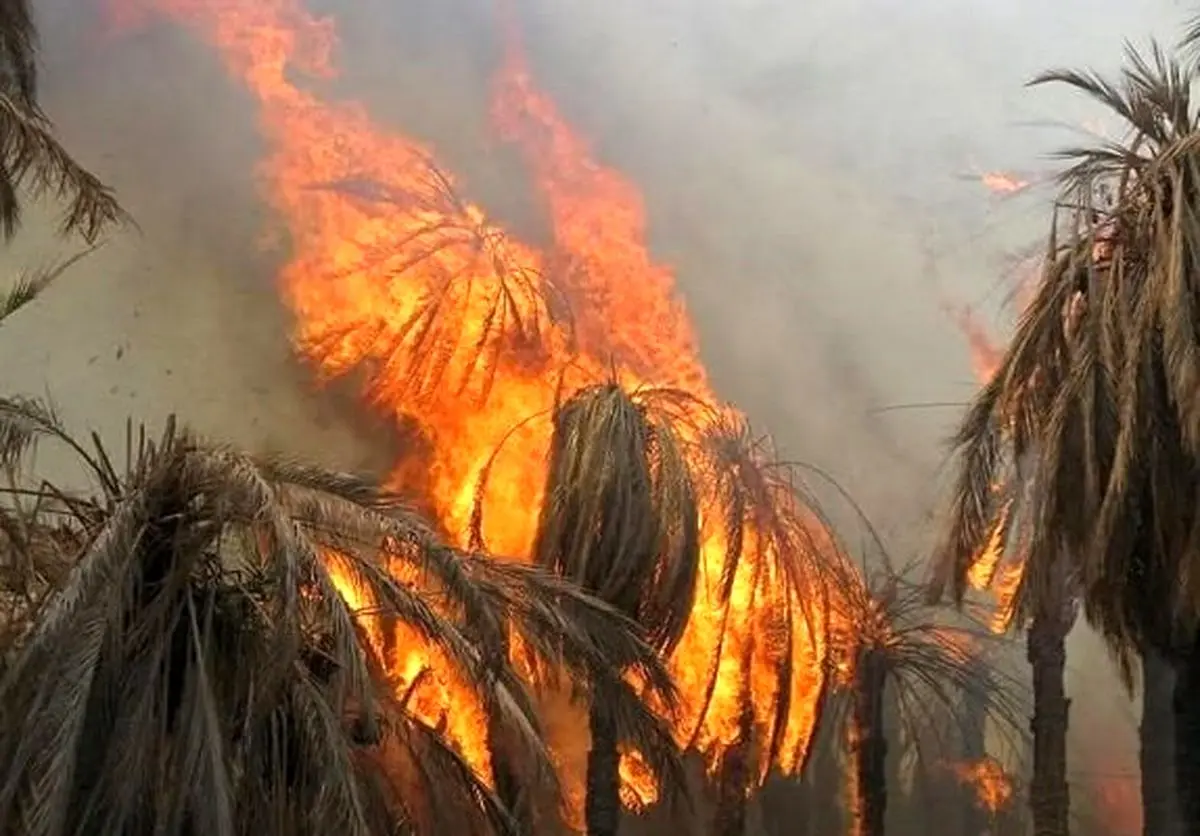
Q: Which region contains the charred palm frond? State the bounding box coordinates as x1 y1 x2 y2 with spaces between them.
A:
932 42 1200 672
829 559 1026 836
302 160 572 406
0 401 683 835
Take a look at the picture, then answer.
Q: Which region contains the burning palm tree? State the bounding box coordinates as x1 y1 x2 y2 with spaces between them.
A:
0 399 686 835
829 554 1023 836
474 386 838 834
932 38 1200 833
686 421 837 835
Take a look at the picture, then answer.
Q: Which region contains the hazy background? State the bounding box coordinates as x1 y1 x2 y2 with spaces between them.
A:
4 0 1194 823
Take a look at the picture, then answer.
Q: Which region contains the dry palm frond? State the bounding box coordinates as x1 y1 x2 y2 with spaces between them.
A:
0 246 97 327
471 380 699 823
532 382 701 655
1183 14 1200 58
0 401 684 835
0 495 76 675
0 90 128 242
303 160 571 406
933 41 1200 669
0 0 127 242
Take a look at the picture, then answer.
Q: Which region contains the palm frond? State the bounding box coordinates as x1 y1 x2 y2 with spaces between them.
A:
0 411 692 834
936 41 1200 663
680 414 839 777
0 246 98 326
299 160 571 406
826 560 1027 824
0 90 128 242
531 381 701 655
0 0 127 242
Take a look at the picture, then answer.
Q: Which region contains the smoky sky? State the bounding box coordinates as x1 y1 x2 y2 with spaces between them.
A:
24 0 1194 519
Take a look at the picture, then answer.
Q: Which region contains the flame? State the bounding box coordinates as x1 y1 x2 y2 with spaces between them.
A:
980 171 1030 195
109 0 830 820
951 756 1014 813
949 303 1022 632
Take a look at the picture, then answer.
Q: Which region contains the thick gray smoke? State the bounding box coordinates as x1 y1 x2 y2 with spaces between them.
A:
4 0 1191 824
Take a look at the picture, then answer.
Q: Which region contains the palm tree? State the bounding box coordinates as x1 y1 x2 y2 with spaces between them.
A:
0 399 686 835
829 555 1023 836
1140 649 1181 835
931 39 1200 833
500 382 699 835
1024 572 1076 836
686 421 836 835
0 0 125 243
474 384 837 834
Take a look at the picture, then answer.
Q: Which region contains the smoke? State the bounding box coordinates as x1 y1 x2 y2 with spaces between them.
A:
2 0 1187 825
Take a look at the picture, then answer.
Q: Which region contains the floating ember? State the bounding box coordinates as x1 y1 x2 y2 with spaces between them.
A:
980 172 1030 195
952 756 1014 813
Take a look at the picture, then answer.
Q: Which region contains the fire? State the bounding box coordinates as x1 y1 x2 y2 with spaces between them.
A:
980 171 1030 195
949 302 1022 632
952 756 1014 813
108 0 829 821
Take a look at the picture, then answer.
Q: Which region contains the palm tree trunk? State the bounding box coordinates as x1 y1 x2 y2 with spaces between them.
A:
802 719 842 835
850 645 888 836
1172 640 1200 833
1027 609 1070 836
960 658 991 835
714 696 755 835
1141 648 1181 835
586 700 621 836
486 633 536 832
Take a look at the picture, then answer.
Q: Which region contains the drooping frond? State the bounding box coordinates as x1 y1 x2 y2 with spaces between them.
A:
532 381 701 655
0 90 129 241
0 404 686 835
934 40 1200 666
0 0 127 241
681 413 838 776
300 160 572 406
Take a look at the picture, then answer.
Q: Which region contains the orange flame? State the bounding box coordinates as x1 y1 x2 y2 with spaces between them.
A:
949 303 1022 632
952 756 1014 813
109 0 830 821
980 172 1030 195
